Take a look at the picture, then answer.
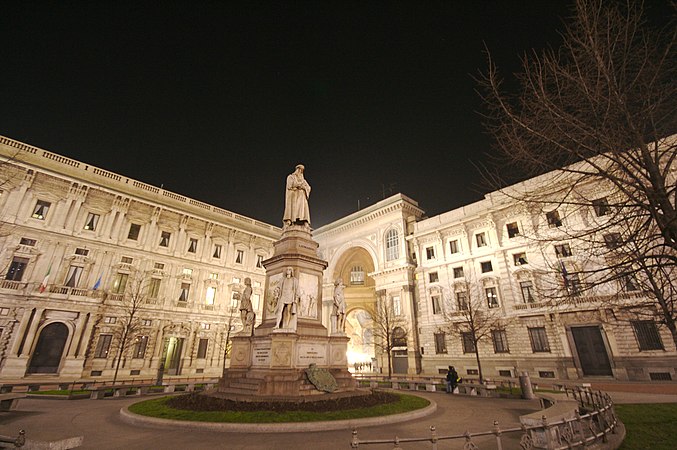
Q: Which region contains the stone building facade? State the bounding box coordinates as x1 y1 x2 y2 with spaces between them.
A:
0 134 674 383
0 136 278 380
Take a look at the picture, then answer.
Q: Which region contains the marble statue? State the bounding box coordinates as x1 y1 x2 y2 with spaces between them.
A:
275 267 299 330
239 277 254 334
283 164 311 226
332 278 346 333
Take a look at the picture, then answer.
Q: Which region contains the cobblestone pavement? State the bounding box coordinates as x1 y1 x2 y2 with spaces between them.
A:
0 393 541 450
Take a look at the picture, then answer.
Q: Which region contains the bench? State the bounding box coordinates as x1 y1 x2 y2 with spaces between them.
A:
0 393 26 411
87 384 153 399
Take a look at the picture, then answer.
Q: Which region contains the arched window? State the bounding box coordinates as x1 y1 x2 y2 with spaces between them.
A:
350 265 365 285
385 229 399 261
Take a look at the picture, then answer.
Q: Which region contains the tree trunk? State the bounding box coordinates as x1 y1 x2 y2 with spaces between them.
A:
113 329 129 385
474 346 483 384
386 349 392 379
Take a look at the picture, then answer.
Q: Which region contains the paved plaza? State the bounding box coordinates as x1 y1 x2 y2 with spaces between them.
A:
1 385 676 449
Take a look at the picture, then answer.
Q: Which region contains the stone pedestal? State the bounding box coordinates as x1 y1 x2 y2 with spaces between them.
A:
218 224 355 399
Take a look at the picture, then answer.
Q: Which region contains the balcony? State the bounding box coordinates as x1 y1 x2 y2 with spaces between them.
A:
0 280 25 291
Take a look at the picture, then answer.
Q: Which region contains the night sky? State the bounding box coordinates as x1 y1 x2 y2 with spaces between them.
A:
1 1 671 227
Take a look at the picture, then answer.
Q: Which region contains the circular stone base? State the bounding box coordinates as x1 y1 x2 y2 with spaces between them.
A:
120 394 437 433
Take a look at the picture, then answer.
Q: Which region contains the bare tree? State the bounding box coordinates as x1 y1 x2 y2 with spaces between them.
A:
367 295 410 379
444 280 508 384
105 270 150 384
478 0 677 346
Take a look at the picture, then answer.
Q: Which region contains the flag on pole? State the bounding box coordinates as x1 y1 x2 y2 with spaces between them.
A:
38 265 52 293
92 273 102 290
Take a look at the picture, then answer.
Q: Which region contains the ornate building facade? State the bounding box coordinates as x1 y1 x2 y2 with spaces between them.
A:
0 136 278 380
0 135 674 382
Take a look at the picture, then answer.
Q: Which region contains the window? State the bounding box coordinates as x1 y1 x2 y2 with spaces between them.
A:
604 233 622 249
232 277 241 284
133 336 149 358
256 255 264 268
431 295 442 314
197 338 209 358
187 238 198 253
205 286 216 305
83 213 100 231
428 272 439 283
385 229 399 261
392 296 401 316
486 287 499 308
230 292 239 308
20 237 36 246
631 321 664 351
520 281 536 303
592 197 611 217
453 267 464 278
623 274 639 292
159 231 171 247
506 222 520 238
555 243 573 258
147 278 161 298
546 210 562 227
104 316 116 324
480 261 493 273
233 249 244 264
94 334 112 358
182 268 193 277
120 256 133 264
5 257 29 281
492 330 509 353
434 332 447 354
64 265 83 288
449 240 459 254
201 323 210 330
178 283 190 302
142 319 152 326
426 246 436 260
213 244 222 258
75 248 89 256
111 272 128 294
476 232 487 247
154 262 164 270
127 223 141 240
462 332 476 353
350 266 365 285
32 200 51 220
456 291 468 311
564 272 582 296
209 272 219 280
528 327 550 352
513 252 528 265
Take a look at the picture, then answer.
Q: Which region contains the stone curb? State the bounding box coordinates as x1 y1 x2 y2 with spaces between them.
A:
119 395 437 433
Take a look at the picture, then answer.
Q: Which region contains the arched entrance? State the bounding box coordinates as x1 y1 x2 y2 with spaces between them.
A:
27 322 69 374
331 246 378 373
345 309 375 372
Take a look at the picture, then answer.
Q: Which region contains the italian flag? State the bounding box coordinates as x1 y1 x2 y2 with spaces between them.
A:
38 265 51 293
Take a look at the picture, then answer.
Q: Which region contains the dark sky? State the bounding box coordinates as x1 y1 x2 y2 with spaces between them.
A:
1 1 670 227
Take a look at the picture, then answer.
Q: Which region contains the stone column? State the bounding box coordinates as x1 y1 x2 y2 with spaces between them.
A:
19 308 45 357
67 313 88 357
9 310 33 356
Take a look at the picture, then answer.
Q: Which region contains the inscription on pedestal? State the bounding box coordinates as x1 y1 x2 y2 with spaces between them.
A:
252 343 271 366
297 343 327 365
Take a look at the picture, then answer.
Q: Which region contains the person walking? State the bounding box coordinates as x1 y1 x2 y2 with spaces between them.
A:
446 365 459 394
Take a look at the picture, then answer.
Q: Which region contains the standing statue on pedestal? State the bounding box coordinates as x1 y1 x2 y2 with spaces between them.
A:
332 278 346 333
283 164 311 227
239 277 255 335
275 267 300 330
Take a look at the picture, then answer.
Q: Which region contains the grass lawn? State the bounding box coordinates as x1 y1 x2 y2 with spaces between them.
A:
616 403 677 450
30 389 90 396
128 393 429 423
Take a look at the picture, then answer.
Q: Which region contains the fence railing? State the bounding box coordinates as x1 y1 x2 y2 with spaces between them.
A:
350 386 619 449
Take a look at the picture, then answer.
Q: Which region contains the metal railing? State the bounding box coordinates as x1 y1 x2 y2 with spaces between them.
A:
350 386 619 449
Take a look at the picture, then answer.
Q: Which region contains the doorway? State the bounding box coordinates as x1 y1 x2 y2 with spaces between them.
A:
392 349 409 374
163 337 184 375
27 323 69 374
571 326 612 376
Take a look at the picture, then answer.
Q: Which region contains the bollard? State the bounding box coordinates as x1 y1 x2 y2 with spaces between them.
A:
519 371 536 400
